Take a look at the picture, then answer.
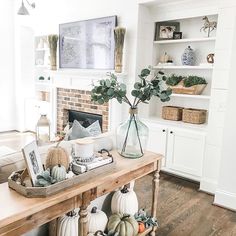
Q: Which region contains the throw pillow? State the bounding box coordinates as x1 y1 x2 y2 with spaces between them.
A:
68 120 91 140
86 120 102 137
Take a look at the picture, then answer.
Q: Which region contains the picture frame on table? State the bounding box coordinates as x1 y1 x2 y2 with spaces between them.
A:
155 21 180 40
173 32 183 39
22 141 44 186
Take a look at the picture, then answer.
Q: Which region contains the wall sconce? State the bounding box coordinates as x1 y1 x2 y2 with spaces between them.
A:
17 0 35 15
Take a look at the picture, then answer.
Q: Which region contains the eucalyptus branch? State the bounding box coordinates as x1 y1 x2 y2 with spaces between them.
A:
123 95 132 107
91 67 171 106
133 97 137 108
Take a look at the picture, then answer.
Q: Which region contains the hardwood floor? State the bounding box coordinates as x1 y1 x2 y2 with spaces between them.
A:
135 174 236 236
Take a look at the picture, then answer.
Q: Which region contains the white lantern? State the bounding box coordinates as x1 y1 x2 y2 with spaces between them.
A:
36 114 50 145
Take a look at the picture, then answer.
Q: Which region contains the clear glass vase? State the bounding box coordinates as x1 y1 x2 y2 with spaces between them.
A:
116 107 149 158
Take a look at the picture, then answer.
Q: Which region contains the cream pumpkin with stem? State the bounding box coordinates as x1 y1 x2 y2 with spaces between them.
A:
111 186 138 216
57 210 79 236
88 207 108 234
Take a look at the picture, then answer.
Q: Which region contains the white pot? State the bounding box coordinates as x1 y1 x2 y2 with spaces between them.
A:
74 139 94 159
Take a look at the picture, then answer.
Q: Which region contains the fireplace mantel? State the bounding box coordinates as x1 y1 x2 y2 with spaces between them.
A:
47 69 127 91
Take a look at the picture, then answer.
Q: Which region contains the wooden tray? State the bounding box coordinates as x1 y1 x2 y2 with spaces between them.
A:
8 161 115 198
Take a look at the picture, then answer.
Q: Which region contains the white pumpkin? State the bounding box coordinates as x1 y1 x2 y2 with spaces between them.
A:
111 186 138 216
57 211 79 236
88 207 108 233
51 164 67 182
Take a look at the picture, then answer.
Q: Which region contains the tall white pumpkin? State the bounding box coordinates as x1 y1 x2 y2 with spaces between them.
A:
57 211 79 236
88 207 108 233
111 186 138 216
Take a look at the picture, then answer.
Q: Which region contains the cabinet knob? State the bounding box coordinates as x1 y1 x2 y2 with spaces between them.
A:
162 129 166 132
170 131 173 134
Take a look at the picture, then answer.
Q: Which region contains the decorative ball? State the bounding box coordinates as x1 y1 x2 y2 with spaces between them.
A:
46 146 70 170
88 207 108 233
107 213 139 236
207 53 214 64
51 164 67 182
111 186 138 216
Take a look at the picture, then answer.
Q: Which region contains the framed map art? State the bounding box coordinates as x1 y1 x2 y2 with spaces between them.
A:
59 16 117 70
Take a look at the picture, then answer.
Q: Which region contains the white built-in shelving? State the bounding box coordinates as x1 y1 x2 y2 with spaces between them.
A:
148 14 218 129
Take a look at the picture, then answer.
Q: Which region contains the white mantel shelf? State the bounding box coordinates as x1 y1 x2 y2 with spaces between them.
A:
45 69 127 78
35 69 128 91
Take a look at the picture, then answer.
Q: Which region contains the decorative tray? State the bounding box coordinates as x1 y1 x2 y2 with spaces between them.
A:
8 152 115 198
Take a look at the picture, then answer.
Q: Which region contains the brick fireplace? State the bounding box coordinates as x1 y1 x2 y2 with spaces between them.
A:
57 88 109 132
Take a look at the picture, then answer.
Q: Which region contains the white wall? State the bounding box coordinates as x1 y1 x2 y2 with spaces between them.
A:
0 0 16 132
200 1 236 194
214 0 236 211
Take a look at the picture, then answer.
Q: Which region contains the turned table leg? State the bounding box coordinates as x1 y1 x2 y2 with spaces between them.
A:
79 191 91 236
150 161 161 236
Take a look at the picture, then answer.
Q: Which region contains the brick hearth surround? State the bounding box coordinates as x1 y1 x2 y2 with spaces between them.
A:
57 88 109 132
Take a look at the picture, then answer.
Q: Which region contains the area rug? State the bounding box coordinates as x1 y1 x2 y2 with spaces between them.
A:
0 146 17 159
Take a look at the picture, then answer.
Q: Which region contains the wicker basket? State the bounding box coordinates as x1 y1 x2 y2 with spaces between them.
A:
162 106 183 121
170 81 207 95
182 108 207 124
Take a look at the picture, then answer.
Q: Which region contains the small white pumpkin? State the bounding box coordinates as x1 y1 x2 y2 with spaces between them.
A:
111 186 138 216
88 207 108 234
51 164 66 182
57 211 79 236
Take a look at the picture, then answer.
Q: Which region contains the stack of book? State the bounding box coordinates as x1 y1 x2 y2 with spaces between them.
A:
72 154 113 174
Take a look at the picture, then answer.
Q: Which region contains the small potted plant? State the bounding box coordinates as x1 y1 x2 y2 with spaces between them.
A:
91 67 172 158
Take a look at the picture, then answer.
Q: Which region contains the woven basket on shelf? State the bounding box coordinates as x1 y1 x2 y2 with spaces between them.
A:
170 81 207 95
182 108 207 124
162 106 183 121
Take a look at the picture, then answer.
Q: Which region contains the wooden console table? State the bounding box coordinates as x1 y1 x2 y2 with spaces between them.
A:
0 151 162 236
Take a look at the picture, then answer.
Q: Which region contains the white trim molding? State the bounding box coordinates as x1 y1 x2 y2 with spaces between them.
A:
200 178 218 194
214 189 236 211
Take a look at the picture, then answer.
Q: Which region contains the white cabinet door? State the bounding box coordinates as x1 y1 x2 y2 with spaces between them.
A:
145 122 167 166
166 127 206 178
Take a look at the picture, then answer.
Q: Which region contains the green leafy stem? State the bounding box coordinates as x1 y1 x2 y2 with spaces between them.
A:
91 67 172 109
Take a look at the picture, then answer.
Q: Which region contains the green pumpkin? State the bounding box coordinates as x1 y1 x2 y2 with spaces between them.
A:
51 164 66 182
107 213 139 236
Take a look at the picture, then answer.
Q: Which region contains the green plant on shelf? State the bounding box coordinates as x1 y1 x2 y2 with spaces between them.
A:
166 74 184 86
183 75 207 87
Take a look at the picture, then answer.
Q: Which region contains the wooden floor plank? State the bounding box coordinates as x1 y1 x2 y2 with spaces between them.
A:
135 174 236 236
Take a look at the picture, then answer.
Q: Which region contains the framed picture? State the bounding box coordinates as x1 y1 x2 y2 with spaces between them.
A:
155 21 180 40
59 16 117 70
173 32 183 39
22 141 44 186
